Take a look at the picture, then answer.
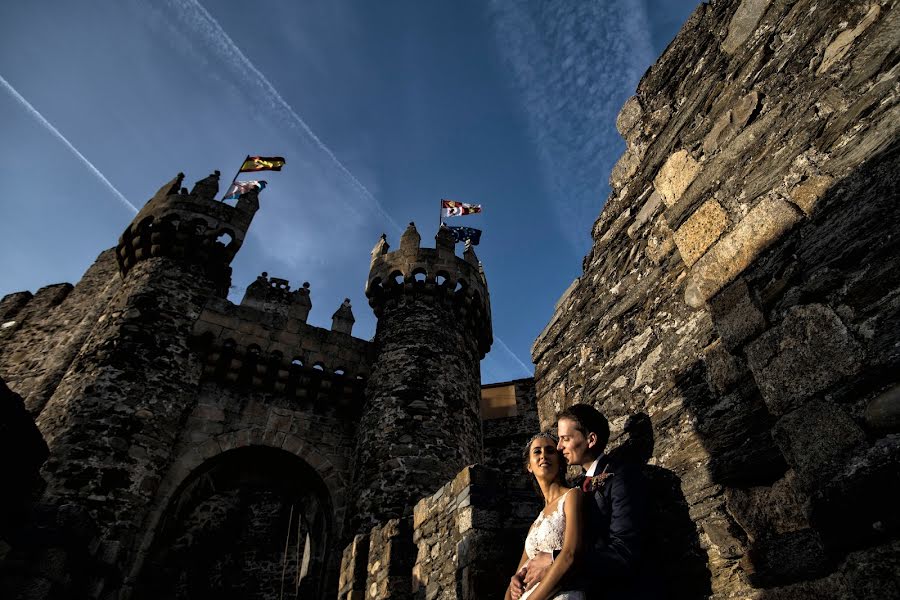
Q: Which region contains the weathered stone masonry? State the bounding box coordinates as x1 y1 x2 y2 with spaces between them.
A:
4 1 900 599
534 0 900 597
1 170 504 599
351 224 492 535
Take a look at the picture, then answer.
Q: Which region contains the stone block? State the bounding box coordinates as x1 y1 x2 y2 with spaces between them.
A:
759 541 900 599
809 435 900 552
817 4 881 75
609 146 643 190
722 0 771 54
725 470 809 541
700 513 745 559
772 401 866 492
703 91 760 154
645 215 676 264
745 304 863 416
707 278 765 351
743 528 828 587
616 95 642 140
790 175 834 216
674 199 730 266
863 383 900 433
702 339 749 394
685 196 802 308
192 404 225 422
653 150 701 207
627 189 662 238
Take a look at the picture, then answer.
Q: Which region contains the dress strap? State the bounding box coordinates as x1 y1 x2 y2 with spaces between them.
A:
556 487 573 509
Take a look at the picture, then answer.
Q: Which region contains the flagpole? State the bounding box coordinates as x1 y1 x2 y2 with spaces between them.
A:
223 155 249 202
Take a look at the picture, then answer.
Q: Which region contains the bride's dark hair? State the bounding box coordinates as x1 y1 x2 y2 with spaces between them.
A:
523 432 568 499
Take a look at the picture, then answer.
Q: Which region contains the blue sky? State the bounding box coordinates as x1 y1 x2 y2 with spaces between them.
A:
0 0 698 383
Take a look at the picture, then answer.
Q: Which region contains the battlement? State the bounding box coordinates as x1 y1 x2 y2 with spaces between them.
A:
115 171 259 289
241 272 313 321
365 222 492 356
191 293 373 415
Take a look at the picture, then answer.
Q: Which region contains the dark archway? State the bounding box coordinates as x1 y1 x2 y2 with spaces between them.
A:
133 446 334 600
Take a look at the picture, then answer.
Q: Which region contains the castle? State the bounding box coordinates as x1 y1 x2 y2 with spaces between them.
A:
2 0 899 599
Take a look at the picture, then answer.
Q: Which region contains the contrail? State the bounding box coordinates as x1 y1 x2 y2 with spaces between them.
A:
0 73 138 214
495 336 534 377
175 0 402 234
171 1 530 381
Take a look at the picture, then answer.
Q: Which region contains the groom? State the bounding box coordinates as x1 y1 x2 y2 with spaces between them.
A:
515 403 652 600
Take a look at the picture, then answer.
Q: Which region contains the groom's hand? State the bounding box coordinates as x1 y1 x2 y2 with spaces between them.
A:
523 552 552 590
509 566 527 600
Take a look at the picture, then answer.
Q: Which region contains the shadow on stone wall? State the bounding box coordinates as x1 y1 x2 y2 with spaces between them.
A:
668 141 900 597
607 413 711 599
0 376 116 599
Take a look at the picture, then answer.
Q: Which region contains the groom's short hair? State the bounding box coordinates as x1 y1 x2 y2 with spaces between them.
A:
557 403 610 451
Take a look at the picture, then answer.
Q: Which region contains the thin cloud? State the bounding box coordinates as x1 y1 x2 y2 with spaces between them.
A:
170 0 402 234
161 1 531 383
488 0 654 256
0 73 138 214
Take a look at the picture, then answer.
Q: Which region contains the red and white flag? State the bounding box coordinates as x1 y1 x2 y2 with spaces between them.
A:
441 199 482 217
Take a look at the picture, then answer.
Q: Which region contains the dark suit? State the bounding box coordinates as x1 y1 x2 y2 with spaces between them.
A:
563 453 658 600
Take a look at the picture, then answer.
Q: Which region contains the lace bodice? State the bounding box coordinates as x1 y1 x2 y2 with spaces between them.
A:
521 489 583 600
524 488 571 558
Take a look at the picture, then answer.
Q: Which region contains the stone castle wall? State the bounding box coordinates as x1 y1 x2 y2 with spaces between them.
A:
0 248 122 415
481 378 540 472
338 465 540 600
352 224 491 534
533 0 899 597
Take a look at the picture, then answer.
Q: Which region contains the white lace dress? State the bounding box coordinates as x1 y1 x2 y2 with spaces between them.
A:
520 489 585 600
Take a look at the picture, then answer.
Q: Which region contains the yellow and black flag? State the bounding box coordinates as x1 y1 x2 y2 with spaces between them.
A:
239 155 286 172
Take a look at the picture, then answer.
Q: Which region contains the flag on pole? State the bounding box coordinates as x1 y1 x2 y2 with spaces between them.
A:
224 180 267 200
447 225 482 245
441 199 482 217
240 156 286 172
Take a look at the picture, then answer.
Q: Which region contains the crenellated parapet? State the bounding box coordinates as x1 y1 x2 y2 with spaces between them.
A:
191 295 373 415
241 272 313 322
115 171 259 291
365 223 492 357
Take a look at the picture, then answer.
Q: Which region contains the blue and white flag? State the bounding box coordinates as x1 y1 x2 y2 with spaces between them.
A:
224 180 267 200
447 225 482 245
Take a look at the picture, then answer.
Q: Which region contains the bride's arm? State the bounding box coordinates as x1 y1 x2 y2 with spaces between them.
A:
505 548 531 600
522 490 584 600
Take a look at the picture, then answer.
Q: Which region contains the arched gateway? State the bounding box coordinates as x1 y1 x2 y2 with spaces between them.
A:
133 446 333 600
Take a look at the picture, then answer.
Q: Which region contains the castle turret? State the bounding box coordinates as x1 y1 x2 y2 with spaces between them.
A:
34 171 259 591
352 222 492 532
116 170 259 295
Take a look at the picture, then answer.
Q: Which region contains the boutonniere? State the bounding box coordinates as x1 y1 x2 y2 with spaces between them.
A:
581 464 614 492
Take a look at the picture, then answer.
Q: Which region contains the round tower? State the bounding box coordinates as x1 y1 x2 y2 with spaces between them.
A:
352 222 493 532
35 171 260 587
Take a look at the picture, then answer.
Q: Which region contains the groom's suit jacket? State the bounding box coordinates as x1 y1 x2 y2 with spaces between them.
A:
564 453 657 600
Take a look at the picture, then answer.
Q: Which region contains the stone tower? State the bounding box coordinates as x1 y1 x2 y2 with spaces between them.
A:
352 223 493 532
34 171 259 584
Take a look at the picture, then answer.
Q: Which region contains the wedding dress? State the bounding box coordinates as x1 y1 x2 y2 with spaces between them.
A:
520 489 585 600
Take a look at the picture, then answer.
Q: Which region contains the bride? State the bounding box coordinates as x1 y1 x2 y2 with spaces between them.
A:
506 433 585 600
